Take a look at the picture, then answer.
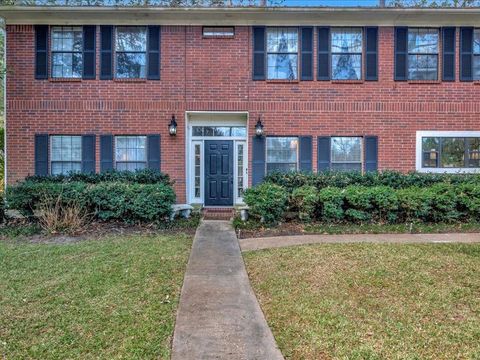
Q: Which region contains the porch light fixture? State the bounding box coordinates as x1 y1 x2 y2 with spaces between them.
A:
168 115 178 136
255 117 264 137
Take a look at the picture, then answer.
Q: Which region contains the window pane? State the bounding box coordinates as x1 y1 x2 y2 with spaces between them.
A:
331 163 362 172
474 56 480 80
408 28 438 54
192 127 203 136
332 54 362 80
51 26 83 52
474 29 480 54
116 26 147 52
422 138 439 168
267 28 298 53
331 28 362 53
408 54 438 80
267 54 298 80
52 51 83 79
231 127 247 137
331 137 362 162
214 127 231 136
116 53 146 79
441 138 465 168
422 137 439 152
267 137 298 163
115 136 147 166
267 163 297 173
468 138 480 167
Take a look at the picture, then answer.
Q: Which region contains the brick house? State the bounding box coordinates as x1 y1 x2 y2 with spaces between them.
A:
1 6 480 207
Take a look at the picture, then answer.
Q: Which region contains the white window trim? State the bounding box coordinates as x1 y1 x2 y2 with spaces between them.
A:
416 131 480 174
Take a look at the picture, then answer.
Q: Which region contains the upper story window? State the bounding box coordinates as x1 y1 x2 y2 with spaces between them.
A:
473 29 480 80
50 135 82 175
407 28 439 80
51 26 83 78
115 26 147 79
331 28 363 80
331 137 363 171
203 26 235 38
266 137 298 173
266 28 299 80
115 136 147 171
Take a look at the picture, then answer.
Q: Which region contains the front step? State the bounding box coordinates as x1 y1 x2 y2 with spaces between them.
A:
202 208 235 221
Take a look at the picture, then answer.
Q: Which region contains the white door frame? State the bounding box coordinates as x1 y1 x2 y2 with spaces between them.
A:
185 111 249 206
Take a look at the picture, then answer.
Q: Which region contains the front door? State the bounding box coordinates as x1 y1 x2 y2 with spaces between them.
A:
204 140 234 206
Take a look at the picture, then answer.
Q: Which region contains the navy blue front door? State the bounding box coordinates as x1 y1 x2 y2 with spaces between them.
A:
205 140 234 206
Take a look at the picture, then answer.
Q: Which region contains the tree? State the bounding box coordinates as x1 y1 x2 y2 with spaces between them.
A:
388 0 480 6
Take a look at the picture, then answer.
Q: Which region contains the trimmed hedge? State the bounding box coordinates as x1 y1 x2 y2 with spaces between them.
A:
265 170 480 192
244 180 480 225
6 180 176 223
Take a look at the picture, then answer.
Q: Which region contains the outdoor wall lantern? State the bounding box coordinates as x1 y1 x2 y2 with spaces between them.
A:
168 115 178 136
255 117 265 137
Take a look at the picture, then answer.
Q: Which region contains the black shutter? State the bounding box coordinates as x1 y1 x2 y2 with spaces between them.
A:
317 137 331 172
147 26 161 80
301 27 313 81
253 27 266 80
252 136 266 185
365 136 378 172
100 25 113 80
460 27 473 82
442 27 456 82
147 134 161 170
100 135 114 172
299 136 313 172
365 27 378 81
34 134 49 176
35 25 48 80
394 27 408 81
83 25 96 80
317 27 330 80
82 135 96 174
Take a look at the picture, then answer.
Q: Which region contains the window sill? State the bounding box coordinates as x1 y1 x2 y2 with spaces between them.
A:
265 79 300 84
331 80 364 84
407 80 441 85
473 81 480 85
113 78 148 83
49 78 82 82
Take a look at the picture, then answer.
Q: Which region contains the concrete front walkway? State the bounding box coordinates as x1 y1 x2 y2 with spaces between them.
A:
239 232 480 252
171 220 284 360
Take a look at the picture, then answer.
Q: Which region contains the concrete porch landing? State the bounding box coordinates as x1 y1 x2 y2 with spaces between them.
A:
171 220 283 360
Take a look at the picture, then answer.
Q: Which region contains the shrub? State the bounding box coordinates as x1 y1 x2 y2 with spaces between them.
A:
25 169 172 185
369 186 399 223
428 183 460 223
396 187 433 222
290 185 319 221
456 183 480 220
343 186 373 223
243 182 288 225
318 187 345 222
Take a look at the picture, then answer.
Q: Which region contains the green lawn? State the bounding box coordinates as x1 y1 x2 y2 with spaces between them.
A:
244 243 480 360
0 234 192 359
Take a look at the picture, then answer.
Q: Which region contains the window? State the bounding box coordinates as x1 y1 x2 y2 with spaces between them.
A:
266 28 299 80
331 28 363 80
115 26 147 79
408 28 439 80
115 136 147 171
51 26 83 78
237 143 245 199
266 137 298 173
203 27 235 38
50 136 82 175
194 143 201 198
474 29 480 80
422 136 480 169
191 126 246 137
331 137 363 171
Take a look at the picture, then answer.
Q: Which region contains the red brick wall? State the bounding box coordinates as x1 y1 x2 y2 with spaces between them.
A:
6 25 480 201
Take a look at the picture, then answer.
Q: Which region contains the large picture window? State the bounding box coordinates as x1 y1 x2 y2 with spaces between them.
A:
266 137 298 173
331 28 363 80
115 26 147 79
408 28 439 80
266 28 299 80
331 137 363 171
51 26 83 78
422 136 480 169
50 135 82 175
474 29 480 80
115 136 147 171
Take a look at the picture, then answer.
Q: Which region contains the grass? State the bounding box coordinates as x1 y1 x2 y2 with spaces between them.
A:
244 243 480 359
0 233 192 359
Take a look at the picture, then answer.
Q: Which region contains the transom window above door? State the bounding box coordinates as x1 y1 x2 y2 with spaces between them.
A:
331 28 363 80
51 26 83 78
192 126 246 137
266 28 299 80
115 26 148 79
